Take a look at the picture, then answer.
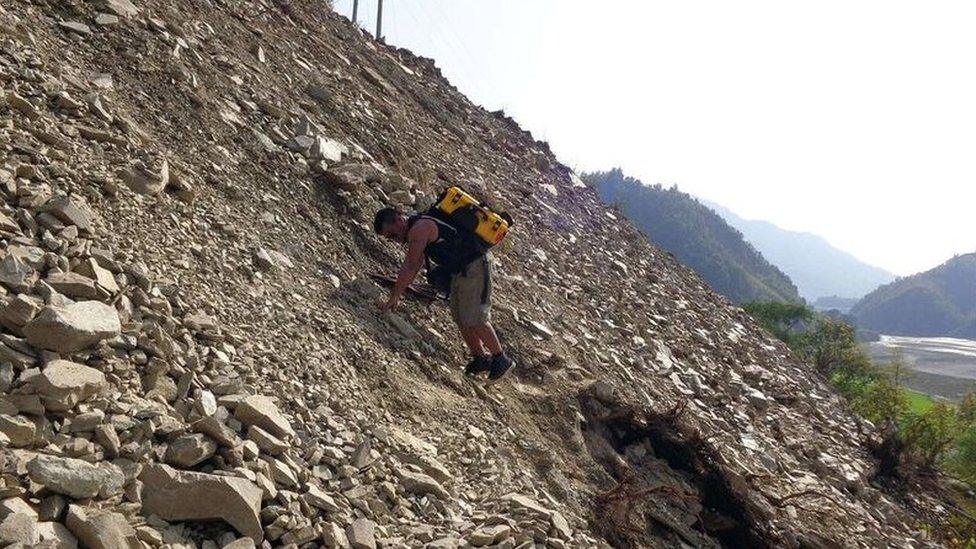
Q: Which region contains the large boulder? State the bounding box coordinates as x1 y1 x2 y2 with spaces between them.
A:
65 505 138 549
45 196 95 232
30 360 108 412
24 301 121 353
27 455 125 499
37 520 78 549
0 512 39 545
0 254 35 292
0 414 35 447
396 469 451 500
139 464 263 542
346 518 376 549
121 159 168 196
45 272 102 300
103 0 139 18
309 136 347 162
233 395 295 439
164 434 217 467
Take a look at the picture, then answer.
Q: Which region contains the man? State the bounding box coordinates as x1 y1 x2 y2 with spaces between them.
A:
374 207 515 382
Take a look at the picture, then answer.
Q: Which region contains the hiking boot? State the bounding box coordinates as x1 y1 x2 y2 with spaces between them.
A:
487 353 515 383
464 355 491 377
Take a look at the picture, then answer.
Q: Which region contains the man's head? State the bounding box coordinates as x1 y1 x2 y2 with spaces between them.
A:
374 207 408 242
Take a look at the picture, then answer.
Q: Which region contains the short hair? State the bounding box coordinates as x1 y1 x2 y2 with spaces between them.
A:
373 207 399 233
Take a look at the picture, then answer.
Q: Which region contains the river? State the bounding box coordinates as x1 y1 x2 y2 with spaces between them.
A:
865 335 976 400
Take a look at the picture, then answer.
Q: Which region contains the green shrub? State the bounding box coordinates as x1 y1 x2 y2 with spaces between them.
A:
950 424 976 484
855 375 909 425
903 403 959 470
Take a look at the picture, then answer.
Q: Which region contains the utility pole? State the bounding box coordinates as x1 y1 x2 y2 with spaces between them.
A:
376 0 384 40
351 0 358 23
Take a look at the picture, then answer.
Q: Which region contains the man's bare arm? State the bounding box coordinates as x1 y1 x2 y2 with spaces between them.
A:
384 220 436 309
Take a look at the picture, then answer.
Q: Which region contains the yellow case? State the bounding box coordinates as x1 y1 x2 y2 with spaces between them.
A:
438 187 477 214
474 209 509 245
436 186 510 246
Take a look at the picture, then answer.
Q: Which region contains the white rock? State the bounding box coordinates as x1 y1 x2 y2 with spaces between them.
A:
233 395 295 439
27 455 125 499
24 301 121 353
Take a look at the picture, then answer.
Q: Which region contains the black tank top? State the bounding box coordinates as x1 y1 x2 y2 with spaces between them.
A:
407 214 481 273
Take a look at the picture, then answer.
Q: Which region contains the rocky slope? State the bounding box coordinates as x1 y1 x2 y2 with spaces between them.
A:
0 0 946 547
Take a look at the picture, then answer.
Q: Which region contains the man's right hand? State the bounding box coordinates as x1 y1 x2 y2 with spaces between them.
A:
378 293 400 313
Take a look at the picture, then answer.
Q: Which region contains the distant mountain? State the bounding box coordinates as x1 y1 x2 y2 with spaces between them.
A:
851 253 976 339
707 203 896 301
585 169 800 304
813 295 860 313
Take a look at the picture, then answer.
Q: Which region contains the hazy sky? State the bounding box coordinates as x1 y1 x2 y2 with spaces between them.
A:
333 0 976 275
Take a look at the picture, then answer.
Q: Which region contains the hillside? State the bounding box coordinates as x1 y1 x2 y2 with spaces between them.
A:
709 203 896 302
0 1 944 548
852 253 976 338
587 169 800 304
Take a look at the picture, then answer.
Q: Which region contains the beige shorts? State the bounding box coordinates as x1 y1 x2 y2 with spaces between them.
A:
450 256 492 328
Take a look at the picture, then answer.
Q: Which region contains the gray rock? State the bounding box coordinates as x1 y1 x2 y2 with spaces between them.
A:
0 255 34 292
6 93 41 120
195 390 218 416
0 294 42 330
310 136 347 162
550 511 572 540
320 521 350 549
0 499 36 521
345 518 376 549
246 425 289 455
75 259 119 294
0 415 35 447
139 464 263 542
0 512 39 546
397 469 450 500
192 416 242 448
46 272 102 299
233 395 295 439
58 21 91 35
45 197 94 231
24 302 121 353
65 505 138 549
103 0 139 17
302 485 340 513
94 424 121 458
164 434 217 467
351 439 373 469
27 455 125 499
0 212 20 233
121 159 168 195
36 520 78 549
95 13 119 26
253 248 293 272
469 524 510 547
30 360 108 412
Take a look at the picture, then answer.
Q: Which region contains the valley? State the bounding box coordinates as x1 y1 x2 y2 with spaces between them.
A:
866 335 976 400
